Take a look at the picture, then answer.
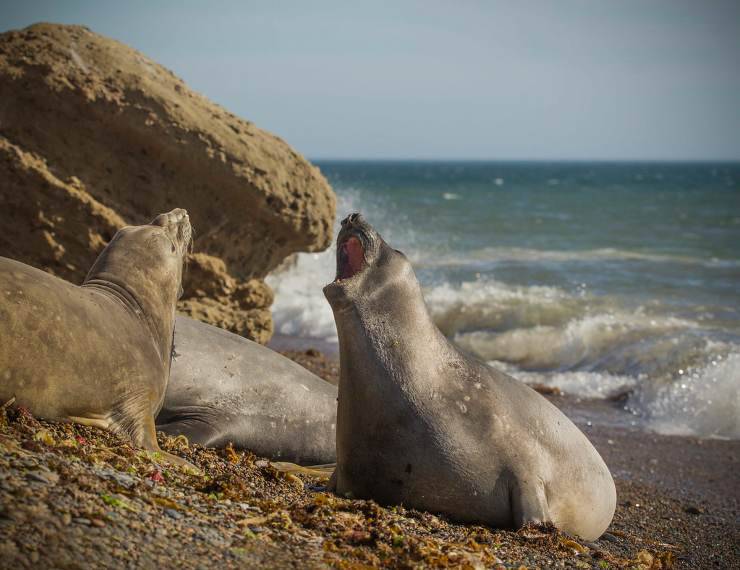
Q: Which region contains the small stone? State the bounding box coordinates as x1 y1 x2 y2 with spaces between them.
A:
91 518 105 527
685 505 703 515
73 517 91 525
600 532 618 543
164 508 183 520
26 470 59 485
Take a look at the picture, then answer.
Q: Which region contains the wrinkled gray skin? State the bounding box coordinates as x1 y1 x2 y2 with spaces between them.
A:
0 209 192 468
324 213 616 541
156 316 338 464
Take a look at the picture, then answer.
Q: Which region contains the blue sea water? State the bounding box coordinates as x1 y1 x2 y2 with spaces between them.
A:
267 161 740 439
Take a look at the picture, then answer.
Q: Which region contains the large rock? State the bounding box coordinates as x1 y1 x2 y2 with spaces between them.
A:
0 23 335 343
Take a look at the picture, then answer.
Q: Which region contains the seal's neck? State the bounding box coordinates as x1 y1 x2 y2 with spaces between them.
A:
83 270 178 367
335 275 451 399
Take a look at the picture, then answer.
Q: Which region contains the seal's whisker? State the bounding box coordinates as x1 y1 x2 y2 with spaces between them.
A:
187 225 195 256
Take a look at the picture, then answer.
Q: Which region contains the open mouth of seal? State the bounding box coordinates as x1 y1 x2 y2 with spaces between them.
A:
334 235 365 282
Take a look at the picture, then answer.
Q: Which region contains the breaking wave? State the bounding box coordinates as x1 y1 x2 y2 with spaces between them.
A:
628 353 740 439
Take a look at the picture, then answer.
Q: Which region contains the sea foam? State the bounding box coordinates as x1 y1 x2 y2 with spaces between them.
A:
628 353 740 439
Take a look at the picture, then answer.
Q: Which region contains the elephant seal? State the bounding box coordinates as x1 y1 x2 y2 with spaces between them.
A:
323 213 616 541
156 315 337 465
0 209 193 469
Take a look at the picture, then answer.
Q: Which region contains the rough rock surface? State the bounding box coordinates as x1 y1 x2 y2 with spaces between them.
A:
0 22 335 343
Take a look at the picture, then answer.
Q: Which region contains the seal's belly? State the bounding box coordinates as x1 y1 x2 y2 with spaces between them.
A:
337 431 515 527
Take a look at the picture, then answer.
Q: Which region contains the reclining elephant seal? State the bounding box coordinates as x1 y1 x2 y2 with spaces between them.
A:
156 315 337 465
323 213 616 541
0 209 193 469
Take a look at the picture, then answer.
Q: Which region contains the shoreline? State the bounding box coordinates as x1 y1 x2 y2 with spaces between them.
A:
272 334 735 440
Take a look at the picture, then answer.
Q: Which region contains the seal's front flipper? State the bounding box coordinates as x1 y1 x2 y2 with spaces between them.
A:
68 414 112 431
512 478 551 527
139 414 201 474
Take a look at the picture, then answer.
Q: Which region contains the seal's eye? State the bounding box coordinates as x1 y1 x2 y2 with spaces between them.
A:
171 244 176 253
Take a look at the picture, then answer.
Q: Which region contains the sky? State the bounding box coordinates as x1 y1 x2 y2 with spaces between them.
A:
2 1 739 161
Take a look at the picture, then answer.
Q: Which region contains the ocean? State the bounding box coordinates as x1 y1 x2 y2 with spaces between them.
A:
267 161 740 439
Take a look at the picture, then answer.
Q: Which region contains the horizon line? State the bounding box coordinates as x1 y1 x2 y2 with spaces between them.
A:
309 157 740 164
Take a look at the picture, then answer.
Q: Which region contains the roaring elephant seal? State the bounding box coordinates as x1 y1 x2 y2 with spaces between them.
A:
156 315 338 465
323 213 616 541
0 209 193 469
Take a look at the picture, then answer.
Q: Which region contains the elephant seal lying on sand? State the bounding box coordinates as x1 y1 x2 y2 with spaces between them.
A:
0 209 193 469
156 315 337 464
323 213 616 541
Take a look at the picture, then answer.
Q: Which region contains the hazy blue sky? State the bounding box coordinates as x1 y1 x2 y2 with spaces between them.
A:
2 1 739 160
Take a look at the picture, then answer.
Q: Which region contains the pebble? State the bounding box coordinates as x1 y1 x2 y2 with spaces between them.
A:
600 532 618 543
26 470 59 484
73 517 91 526
93 467 136 489
164 508 182 520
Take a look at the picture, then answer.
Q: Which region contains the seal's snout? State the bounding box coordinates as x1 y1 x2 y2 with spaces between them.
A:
151 208 190 228
151 208 192 254
342 213 364 227
339 212 375 240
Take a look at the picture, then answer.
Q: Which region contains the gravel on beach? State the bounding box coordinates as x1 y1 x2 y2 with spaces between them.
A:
0 349 737 569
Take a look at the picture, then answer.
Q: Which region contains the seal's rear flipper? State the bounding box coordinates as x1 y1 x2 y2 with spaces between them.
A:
156 408 225 448
272 461 336 481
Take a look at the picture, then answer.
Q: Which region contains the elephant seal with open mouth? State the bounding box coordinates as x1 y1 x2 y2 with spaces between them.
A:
323 213 616 541
0 209 193 469
156 315 337 465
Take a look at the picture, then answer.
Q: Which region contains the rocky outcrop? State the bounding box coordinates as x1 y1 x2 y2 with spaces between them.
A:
0 23 335 343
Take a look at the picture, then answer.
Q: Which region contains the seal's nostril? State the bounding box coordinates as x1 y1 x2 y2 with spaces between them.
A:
341 213 364 229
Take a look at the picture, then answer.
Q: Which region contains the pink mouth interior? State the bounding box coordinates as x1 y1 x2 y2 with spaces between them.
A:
337 236 364 280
